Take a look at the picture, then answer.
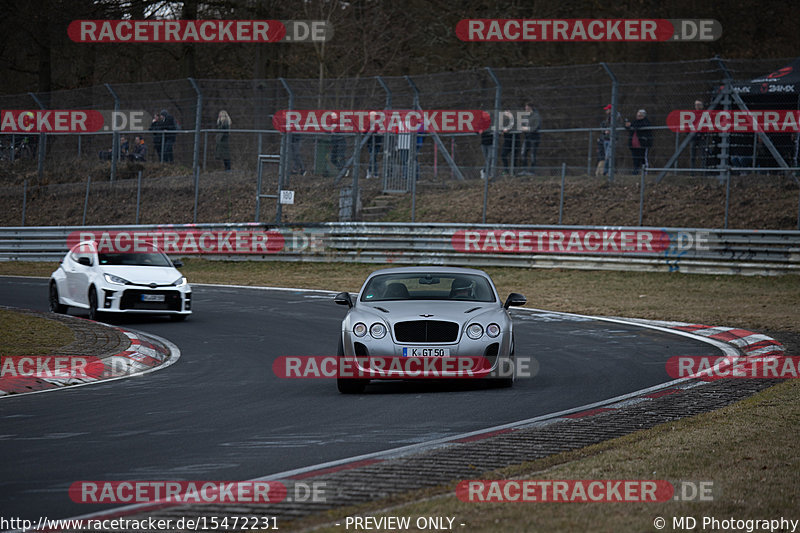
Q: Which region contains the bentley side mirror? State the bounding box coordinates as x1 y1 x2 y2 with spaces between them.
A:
504 293 527 309
334 292 353 308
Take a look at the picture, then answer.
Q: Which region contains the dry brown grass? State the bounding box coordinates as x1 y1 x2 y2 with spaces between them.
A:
0 309 75 357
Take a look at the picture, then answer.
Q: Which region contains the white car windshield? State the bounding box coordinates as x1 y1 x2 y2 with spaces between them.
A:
98 252 172 267
361 273 495 302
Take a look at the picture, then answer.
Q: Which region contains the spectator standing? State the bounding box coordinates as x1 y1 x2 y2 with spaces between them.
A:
395 125 412 180
290 133 305 175
149 109 177 162
327 112 345 172
598 104 622 176
479 127 494 180
519 102 541 174
366 111 383 179
149 112 164 161
500 110 518 173
625 109 653 174
689 99 707 174
215 110 232 171
160 109 177 162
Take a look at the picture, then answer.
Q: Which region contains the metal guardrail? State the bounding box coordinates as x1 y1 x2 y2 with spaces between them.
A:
1 223 798 275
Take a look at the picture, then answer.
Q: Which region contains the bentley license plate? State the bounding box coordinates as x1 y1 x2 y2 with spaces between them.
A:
402 347 450 357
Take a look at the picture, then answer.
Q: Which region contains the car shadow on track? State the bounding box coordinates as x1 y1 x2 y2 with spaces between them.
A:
352 379 511 394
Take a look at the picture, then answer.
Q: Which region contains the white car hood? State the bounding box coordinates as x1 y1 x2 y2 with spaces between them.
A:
101 265 182 285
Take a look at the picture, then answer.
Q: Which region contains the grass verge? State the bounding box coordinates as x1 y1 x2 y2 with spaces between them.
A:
0 309 75 357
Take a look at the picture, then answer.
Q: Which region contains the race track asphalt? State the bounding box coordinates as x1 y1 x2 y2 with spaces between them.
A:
0 277 723 521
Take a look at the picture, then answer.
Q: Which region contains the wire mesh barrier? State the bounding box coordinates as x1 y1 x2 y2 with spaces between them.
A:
1 223 798 276
1 57 799 227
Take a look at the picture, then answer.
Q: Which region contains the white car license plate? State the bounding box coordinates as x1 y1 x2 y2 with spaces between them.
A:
403 347 450 357
141 294 166 302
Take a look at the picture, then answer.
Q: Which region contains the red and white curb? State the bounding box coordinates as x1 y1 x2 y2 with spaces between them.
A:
0 326 179 398
254 313 785 480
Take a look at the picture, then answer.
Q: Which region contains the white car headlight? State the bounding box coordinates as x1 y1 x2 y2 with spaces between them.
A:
353 322 367 337
103 273 130 285
466 323 484 340
486 323 501 338
369 323 387 339
172 276 187 287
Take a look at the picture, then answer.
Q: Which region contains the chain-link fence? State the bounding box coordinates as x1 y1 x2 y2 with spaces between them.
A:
1 57 799 227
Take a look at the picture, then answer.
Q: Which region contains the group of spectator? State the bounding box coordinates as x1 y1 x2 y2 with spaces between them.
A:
95 100 783 178
97 108 233 171
98 134 147 162
481 103 541 178
598 103 653 175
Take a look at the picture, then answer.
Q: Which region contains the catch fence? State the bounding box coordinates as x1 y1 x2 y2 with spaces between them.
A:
1 57 799 226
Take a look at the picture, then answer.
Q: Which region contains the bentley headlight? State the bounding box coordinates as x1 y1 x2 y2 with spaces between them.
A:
369 323 387 339
353 322 368 337
466 324 484 340
486 323 501 338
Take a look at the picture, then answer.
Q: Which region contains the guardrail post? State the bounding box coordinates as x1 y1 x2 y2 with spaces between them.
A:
104 83 120 182
600 63 618 183
558 163 566 224
28 92 47 181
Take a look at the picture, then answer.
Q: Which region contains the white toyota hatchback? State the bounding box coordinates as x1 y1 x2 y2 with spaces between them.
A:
49 240 192 321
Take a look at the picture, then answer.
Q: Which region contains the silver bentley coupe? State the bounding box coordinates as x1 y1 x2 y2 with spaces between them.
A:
334 266 526 393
